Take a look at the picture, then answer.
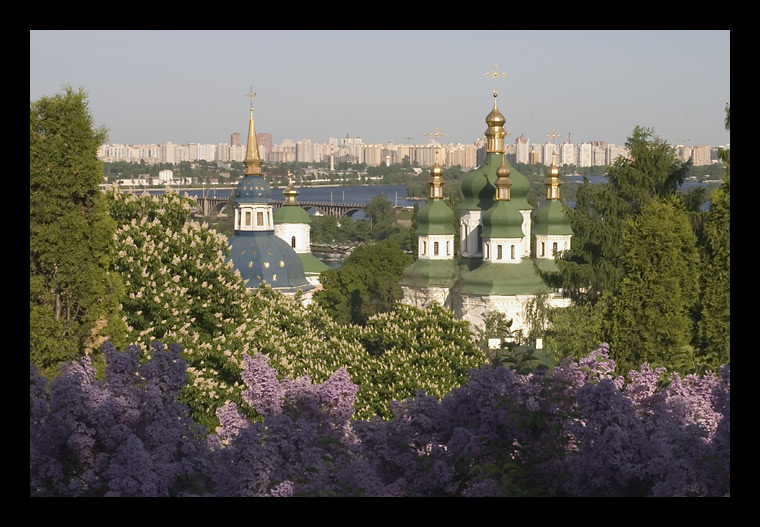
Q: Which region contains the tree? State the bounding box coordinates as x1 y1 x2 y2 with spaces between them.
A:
555 127 689 304
696 104 730 368
30 87 126 376
605 197 700 374
315 240 412 326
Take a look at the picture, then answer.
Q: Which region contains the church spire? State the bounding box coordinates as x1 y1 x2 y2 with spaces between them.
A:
245 87 262 176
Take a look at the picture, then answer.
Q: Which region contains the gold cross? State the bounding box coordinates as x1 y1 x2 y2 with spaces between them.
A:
546 128 560 142
485 64 507 96
246 86 257 108
423 128 445 141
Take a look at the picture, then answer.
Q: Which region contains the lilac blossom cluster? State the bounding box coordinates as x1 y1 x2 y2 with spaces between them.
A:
30 343 729 497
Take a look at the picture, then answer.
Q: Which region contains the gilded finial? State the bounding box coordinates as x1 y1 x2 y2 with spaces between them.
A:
546 128 560 142
485 64 507 98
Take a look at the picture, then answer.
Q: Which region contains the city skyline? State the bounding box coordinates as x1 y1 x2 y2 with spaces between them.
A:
30 30 730 148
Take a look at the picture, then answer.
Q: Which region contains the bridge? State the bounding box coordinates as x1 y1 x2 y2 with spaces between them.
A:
192 196 369 219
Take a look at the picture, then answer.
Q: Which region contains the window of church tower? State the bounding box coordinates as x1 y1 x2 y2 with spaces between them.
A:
511 245 515 259
497 244 503 260
245 211 251 227
257 211 264 226
552 242 558 254
422 241 427 255
446 240 450 255
434 241 439 256
477 225 483 254
540 241 545 257
291 236 296 248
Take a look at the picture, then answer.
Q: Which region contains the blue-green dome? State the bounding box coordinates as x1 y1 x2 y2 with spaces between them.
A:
228 230 312 293
460 153 532 212
534 200 573 236
417 199 455 235
482 200 524 239
233 175 271 204
273 203 311 224
460 152 498 212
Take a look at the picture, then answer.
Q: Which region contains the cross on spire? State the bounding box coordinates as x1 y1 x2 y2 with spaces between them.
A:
246 86 256 109
485 64 508 97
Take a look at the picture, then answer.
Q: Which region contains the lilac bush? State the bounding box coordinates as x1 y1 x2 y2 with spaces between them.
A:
30 341 211 496
31 342 729 496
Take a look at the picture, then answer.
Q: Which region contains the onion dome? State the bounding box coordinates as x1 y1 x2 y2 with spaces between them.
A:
481 155 524 239
417 158 455 236
534 158 573 236
273 180 311 225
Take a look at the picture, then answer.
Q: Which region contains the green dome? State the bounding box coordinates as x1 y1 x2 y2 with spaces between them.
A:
482 200 524 239
534 200 573 236
232 175 270 204
460 152 498 211
274 203 312 224
460 153 532 212
506 161 531 211
417 199 455 235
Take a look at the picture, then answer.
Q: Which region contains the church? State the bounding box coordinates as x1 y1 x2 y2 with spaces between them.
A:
399 88 573 337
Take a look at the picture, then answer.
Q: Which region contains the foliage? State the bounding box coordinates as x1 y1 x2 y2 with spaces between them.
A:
696 106 730 368
555 126 689 305
106 190 482 426
32 342 730 497
606 196 701 375
30 87 126 376
30 342 211 496
315 240 412 326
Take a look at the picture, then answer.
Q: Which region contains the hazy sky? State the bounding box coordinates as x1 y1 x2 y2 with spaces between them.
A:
30 30 730 148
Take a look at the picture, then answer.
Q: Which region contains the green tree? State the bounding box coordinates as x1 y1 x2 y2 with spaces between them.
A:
315 240 412 325
696 104 730 368
555 127 689 305
606 196 700 374
30 87 126 376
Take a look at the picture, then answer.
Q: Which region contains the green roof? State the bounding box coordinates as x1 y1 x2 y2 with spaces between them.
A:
274 204 312 224
299 252 329 275
416 199 455 235
458 259 552 296
399 258 458 288
460 153 532 212
534 200 573 235
482 200 524 239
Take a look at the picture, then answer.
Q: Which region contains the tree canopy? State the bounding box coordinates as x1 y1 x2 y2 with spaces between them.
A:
30 87 126 376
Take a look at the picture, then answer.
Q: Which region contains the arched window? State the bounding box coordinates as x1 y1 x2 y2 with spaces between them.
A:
446 240 450 256
422 241 427 255
434 241 439 256
257 211 264 226
291 236 296 248
497 244 503 260
476 225 483 254
540 241 545 257
511 245 515 259
245 211 251 227
552 242 558 254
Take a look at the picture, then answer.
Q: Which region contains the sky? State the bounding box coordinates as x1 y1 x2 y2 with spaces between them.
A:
30 30 730 149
